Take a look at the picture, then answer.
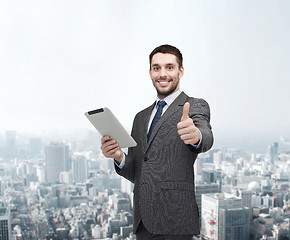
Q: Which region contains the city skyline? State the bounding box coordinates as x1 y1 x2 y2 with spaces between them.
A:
1 1 290 152
1 128 289 155
0 128 289 239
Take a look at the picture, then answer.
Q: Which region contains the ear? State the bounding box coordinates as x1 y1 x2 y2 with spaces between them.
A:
179 66 184 78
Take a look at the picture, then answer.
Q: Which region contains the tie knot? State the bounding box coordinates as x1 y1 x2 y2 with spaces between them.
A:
157 100 166 109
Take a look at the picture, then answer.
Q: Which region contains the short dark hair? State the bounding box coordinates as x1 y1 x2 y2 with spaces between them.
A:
149 44 183 68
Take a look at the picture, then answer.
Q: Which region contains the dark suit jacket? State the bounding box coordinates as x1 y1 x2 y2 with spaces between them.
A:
115 91 213 235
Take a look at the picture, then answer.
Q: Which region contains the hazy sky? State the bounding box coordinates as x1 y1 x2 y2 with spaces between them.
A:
0 0 289 150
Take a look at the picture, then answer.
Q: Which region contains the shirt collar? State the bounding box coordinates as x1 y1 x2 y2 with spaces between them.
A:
155 89 182 107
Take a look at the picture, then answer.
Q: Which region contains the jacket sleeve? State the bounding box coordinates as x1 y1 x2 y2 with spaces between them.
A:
114 149 136 183
114 115 139 183
188 98 214 153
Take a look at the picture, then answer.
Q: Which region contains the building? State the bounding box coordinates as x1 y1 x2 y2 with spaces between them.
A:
72 155 88 183
269 142 278 164
201 193 250 240
36 219 48 239
121 177 133 195
219 207 250 240
36 165 46 183
29 138 42 158
232 188 252 208
5 130 17 160
91 224 103 238
0 207 11 240
108 219 127 237
250 213 274 239
115 198 131 213
120 225 133 238
195 183 219 225
213 151 224 165
45 142 70 183
202 168 222 191
59 171 72 184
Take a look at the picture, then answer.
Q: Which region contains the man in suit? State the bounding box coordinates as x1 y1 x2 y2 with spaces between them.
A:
101 44 213 239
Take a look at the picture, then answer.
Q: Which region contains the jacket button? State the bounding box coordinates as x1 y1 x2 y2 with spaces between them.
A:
144 156 148 161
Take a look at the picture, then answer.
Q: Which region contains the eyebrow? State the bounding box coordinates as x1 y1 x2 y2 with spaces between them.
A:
151 63 175 66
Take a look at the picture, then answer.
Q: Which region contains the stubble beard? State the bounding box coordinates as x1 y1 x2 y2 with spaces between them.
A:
155 77 180 99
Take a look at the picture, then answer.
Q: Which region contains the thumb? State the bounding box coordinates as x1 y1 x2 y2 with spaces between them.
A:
181 102 190 121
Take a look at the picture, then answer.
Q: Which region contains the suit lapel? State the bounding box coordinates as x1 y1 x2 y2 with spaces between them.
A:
141 102 155 151
145 92 188 153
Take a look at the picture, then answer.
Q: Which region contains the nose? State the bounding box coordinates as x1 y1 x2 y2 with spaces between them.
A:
160 68 168 78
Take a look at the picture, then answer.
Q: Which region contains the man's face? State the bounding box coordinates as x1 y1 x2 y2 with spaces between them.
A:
149 53 184 99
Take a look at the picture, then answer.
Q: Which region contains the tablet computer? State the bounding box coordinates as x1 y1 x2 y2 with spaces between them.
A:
84 108 137 148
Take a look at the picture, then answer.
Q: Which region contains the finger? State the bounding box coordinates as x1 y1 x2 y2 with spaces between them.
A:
101 138 115 153
102 139 117 151
180 134 200 145
104 142 119 153
177 118 194 130
101 142 119 157
178 127 194 136
101 136 111 145
106 145 120 156
181 102 190 121
179 133 193 141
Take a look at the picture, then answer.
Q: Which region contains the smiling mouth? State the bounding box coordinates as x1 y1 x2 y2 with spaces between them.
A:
157 79 172 86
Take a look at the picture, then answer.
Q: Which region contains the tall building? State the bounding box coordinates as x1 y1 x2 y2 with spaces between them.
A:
201 193 250 240
24 160 37 176
36 219 48 239
232 188 252 208
219 207 250 240
45 142 70 184
213 151 224 165
72 155 88 183
195 183 220 226
29 138 42 158
269 142 278 164
0 207 11 240
5 130 17 160
121 177 133 195
36 165 46 183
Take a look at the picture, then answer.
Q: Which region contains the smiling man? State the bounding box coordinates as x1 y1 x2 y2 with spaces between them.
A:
101 44 214 239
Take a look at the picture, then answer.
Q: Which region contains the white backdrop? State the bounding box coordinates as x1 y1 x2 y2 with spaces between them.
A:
1 0 289 150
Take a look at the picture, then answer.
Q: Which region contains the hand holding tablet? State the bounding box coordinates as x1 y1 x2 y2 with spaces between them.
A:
84 108 137 148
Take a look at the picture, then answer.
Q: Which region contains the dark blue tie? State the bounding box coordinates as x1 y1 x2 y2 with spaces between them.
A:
147 100 167 141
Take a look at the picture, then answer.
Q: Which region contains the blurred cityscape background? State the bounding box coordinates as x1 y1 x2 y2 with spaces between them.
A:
1 1 289 239
0 129 289 240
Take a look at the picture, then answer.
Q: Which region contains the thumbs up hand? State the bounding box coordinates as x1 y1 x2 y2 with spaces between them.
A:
177 102 201 145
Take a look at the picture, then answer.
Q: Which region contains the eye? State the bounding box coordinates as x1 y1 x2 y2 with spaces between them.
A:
167 66 174 70
153 67 160 71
